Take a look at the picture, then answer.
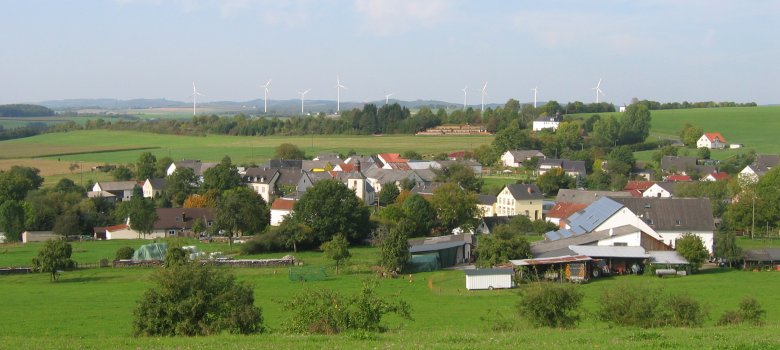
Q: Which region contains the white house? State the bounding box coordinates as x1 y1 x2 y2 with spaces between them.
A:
166 160 218 182
696 132 727 149
738 155 780 185
477 194 497 217
270 198 295 226
243 168 280 203
642 182 676 198
142 178 166 199
500 150 545 168
532 115 563 131
496 184 544 219
464 269 514 290
92 181 138 201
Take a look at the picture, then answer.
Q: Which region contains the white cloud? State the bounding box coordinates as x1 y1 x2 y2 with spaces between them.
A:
353 0 451 36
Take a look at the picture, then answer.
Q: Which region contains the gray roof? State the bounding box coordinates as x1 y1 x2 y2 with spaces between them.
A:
660 156 715 175
409 234 474 251
647 251 689 265
533 225 640 256
87 190 116 198
505 184 544 200
464 268 514 276
413 169 437 182
537 159 586 175
556 189 631 205
275 168 305 186
545 197 623 241
269 159 303 169
507 150 545 161
96 181 138 191
653 181 679 194
534 115 563 122
146 178 166 190
313 152 341 162
410 182 446 195
477 194 497 205
302 160 333 170
568 245 649 258
175 160 217 176
481 216 511 232
243 168 279 184
364 168 415 184
742 248 780 262
750 155 780 176
410 240 466 253
610 197 715 232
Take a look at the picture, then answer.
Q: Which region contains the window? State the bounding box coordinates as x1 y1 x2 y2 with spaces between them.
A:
614 242 628 246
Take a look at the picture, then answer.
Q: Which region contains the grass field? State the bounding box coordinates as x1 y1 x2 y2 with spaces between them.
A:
2 239 780 349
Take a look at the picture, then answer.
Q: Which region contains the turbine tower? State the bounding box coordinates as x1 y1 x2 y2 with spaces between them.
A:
532 86 538 108
299 89 311 115
593 78 605 103
262 79 271 113
191 82 205 116
385 92 393 105
480 82 488 112
462 86 468 110
335 76 346 113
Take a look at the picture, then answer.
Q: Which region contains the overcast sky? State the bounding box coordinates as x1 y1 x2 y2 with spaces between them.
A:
1 0 778 105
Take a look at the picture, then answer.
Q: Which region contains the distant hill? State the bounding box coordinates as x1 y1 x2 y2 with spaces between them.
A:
0 104 55 117
36 98 503 115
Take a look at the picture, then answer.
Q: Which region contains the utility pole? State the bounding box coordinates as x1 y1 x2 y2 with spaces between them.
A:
751 194 755 240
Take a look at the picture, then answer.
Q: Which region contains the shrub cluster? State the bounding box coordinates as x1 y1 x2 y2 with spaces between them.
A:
282 280 411 334
597 284 707 328
717 297 765 326
115 246 135 260
517 283 583 328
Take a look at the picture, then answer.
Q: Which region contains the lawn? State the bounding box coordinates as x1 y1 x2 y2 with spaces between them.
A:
2 240 780 349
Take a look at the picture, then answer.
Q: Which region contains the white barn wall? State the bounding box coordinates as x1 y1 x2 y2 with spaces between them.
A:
466 274 513 290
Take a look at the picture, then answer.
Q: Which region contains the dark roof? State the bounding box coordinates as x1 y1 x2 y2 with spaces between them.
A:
477 194 497 205
482 216 512 232
534 115 563 122
154 208 215 230
174 160 217 176
507 150 545 161
660 156 715 174
610 197 715 232
464 268 514 276
505 184 544 200
243 168 279 184
408 234 474 252
146 178 166 189
743 248 780 262
411 182 446 195
750 155 780 176
276 168 305 186
269 159 303 169
537 159 586 175
556 189 631 204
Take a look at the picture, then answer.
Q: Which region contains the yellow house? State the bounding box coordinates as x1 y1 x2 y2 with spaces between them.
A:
496 184 544 220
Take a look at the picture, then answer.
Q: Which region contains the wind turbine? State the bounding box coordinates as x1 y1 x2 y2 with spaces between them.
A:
384 92 393 105
262 79 271 113
191 82 205 116
462 86 468 110
593 78 605 103
299 89 311 115
480 82 488 113
335 76 346 113
531 86 538 108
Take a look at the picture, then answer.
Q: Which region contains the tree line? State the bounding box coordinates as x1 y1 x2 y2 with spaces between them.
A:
0 104 54 117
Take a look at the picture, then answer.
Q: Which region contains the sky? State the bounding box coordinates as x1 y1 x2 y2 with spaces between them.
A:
1 0 778 105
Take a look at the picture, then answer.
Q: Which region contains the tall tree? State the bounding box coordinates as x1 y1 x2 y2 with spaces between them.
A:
165 167 198 207
676 233 709 272
378 183 400 206
53 210 82 238
536 168 575 195
202 156 242 193
679 123 704 148
136 152 158 181
475 225 531 267
274 143 306 160
714 231 741 267
0 166 43 202
119 186 158 239
380 220 412 272
34 239 73 281
321 233 351 274
433 163 483 193
291 180 371 243
618 103 651 144
430 183 479 234
0 200 26 242
401 194 437 237
216 187 269 242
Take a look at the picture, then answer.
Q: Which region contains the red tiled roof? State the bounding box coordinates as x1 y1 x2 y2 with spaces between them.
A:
546 202 588 219
624 181 654 191
337 163 356 172
106 224 129 232
448 151 466 158
666 174 692 182
271 198 296 211
708 172 730 181
627 189 644 197
704 132 726 143
378 153 406 163
386 162 411 170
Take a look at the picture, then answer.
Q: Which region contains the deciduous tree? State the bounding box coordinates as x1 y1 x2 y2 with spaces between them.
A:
321 233 351 274
291 180 371 243
34 239 73 281
430 183 479 234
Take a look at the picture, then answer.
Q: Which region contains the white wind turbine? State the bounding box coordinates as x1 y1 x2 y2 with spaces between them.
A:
593 78 605 103
191 82 205 116
532 86 539 108
384 92 393 105
262 79 271 113
299 89 311 115
335 76 346 113
480 82 488 112
462 86 468 110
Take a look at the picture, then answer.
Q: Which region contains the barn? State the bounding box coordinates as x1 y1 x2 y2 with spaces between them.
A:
464 268 515 290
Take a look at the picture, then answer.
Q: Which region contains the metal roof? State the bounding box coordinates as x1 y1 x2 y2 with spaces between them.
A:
743 248 780 262
409 240 466 253
545 197 623 241
647 251 689 265
511 255 592 266
533 225 641 256
464 268 514 276
568 245 649 259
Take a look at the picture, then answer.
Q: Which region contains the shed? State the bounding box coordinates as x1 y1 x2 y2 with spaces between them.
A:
407 254 441 273
22 231 59 243
464 268 515 290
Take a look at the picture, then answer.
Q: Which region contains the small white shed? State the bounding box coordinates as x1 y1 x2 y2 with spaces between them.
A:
464 268 515 290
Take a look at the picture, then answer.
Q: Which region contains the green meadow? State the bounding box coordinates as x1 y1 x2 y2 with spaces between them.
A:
2 240 780 349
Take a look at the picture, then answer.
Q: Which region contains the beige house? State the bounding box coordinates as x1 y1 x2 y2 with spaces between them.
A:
495 184 544 220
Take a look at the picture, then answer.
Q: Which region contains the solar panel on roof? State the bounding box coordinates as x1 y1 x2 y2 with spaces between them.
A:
559 229 573 238
545 231 561 241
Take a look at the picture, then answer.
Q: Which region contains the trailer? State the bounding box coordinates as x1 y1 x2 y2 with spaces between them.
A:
464 268 515 290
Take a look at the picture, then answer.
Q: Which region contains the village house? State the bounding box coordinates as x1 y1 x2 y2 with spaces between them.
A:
703 172 730 182
697 132 727 149
660 156 714 176
476 194 497 217
243 168 280 203
739 154 780 184
270 198 295 226
142 178 166 199
642 182 678 198
92 181 139 201
105 208 216 240
496 184 544 219
532 114 563 131
536 158 587 178
624 180 655 197
166 159 217 182
500 150 546 168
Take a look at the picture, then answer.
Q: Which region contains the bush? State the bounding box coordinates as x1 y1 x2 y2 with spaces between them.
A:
662 294 707 327
115 246 135 260
282 280 411 334
517 283 583 328
133 262 263 336
598 284 663 328
240 230 287 255
718 297 765 326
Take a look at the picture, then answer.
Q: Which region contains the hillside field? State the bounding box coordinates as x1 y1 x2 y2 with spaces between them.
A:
1 239 780 349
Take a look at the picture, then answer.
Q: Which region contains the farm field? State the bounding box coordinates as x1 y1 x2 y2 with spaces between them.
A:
2 240 780 349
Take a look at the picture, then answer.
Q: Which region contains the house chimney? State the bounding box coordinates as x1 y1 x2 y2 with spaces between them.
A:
527 186 533 194
181 212 186 222
355 160 361 173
